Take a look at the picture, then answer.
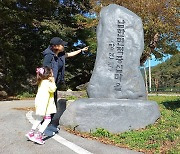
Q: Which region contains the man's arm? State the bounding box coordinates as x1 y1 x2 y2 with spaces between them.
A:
65 47 88 58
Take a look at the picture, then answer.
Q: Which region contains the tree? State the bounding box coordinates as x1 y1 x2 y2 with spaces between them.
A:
0 0 61 94
2 0 179 95
0 0 96 94
151 53 180 91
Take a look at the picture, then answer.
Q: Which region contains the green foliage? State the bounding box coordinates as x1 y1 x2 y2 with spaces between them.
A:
66 95 78 100
16 92 35 99
1 0 178 95
91 96 180 153
151 53 180 91
65 53 95 90
92 128 112 138
0 0 96 95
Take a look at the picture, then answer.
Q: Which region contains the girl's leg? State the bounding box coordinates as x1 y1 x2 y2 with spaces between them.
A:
26 116 43 141
39 115 51 133
30 115 43 131
31 120 42 131
33 115 51 145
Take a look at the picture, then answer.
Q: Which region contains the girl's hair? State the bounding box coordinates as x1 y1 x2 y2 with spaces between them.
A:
36 66 52 85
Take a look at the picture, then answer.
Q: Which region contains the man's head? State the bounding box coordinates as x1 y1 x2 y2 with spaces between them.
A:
50 37 68 54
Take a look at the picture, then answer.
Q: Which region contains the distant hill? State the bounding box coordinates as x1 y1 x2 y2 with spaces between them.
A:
150 53 180 91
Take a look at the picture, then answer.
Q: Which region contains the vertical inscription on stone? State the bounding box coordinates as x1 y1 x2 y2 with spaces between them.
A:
115 19 125 91
108 20 125 91
108 41 115 71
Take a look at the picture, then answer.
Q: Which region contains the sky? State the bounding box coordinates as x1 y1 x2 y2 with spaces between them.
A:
145 45 180 67
145 55 170 67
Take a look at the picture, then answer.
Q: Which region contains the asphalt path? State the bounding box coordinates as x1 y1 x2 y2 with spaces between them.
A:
0 100 143 154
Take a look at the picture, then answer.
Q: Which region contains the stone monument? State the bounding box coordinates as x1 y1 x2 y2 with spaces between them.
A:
60 4 160 133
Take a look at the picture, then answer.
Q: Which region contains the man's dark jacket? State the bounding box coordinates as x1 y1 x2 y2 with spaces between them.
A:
42 47 65 85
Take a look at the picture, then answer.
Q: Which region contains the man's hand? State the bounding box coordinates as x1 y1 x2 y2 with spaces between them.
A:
81 46 89 52
66 46 89 58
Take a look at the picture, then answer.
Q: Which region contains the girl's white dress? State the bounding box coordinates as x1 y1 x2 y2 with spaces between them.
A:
35 80 57 116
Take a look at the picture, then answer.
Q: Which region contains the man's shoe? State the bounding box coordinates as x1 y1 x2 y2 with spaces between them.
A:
43 125 59 137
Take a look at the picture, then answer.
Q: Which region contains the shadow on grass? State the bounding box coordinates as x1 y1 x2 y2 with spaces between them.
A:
162 99 180 110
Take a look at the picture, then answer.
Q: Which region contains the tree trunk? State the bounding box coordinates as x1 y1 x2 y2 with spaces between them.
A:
143 66 148 97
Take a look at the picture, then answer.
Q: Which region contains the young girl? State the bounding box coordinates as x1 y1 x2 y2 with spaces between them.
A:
26 66 57 144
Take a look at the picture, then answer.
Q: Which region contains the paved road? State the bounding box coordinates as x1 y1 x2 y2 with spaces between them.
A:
0 100 143 154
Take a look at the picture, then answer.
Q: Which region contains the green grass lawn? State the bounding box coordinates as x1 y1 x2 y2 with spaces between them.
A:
89 96 180 153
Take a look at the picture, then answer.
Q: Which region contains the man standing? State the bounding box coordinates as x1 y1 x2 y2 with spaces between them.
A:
43 37 88 135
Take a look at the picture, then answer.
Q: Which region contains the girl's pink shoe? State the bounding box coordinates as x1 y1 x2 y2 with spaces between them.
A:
33 133 45 145
25 131 34 142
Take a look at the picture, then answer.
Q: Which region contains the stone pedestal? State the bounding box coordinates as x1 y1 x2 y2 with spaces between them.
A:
60 98 160 133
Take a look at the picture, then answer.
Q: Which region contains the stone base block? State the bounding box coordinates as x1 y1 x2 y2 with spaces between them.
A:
60 98 160 133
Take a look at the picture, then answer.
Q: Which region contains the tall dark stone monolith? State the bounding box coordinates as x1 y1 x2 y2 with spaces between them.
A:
87 5 146 100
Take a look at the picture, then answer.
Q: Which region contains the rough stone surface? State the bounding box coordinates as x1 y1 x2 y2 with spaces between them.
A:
0 90 7 98
87 4 146 100
60 98 160 133
57 91 87 99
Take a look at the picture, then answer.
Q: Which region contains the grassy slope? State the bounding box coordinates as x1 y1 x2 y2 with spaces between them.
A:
91 96 180 153
65 96 180 154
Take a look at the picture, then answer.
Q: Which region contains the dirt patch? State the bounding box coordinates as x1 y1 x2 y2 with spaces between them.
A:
12 107 35 111
0 97 19 101
160 139 179 153
0 96 35 101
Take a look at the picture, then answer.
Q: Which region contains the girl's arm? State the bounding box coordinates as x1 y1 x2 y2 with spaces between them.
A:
48 77 57 93
65 47 88 58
